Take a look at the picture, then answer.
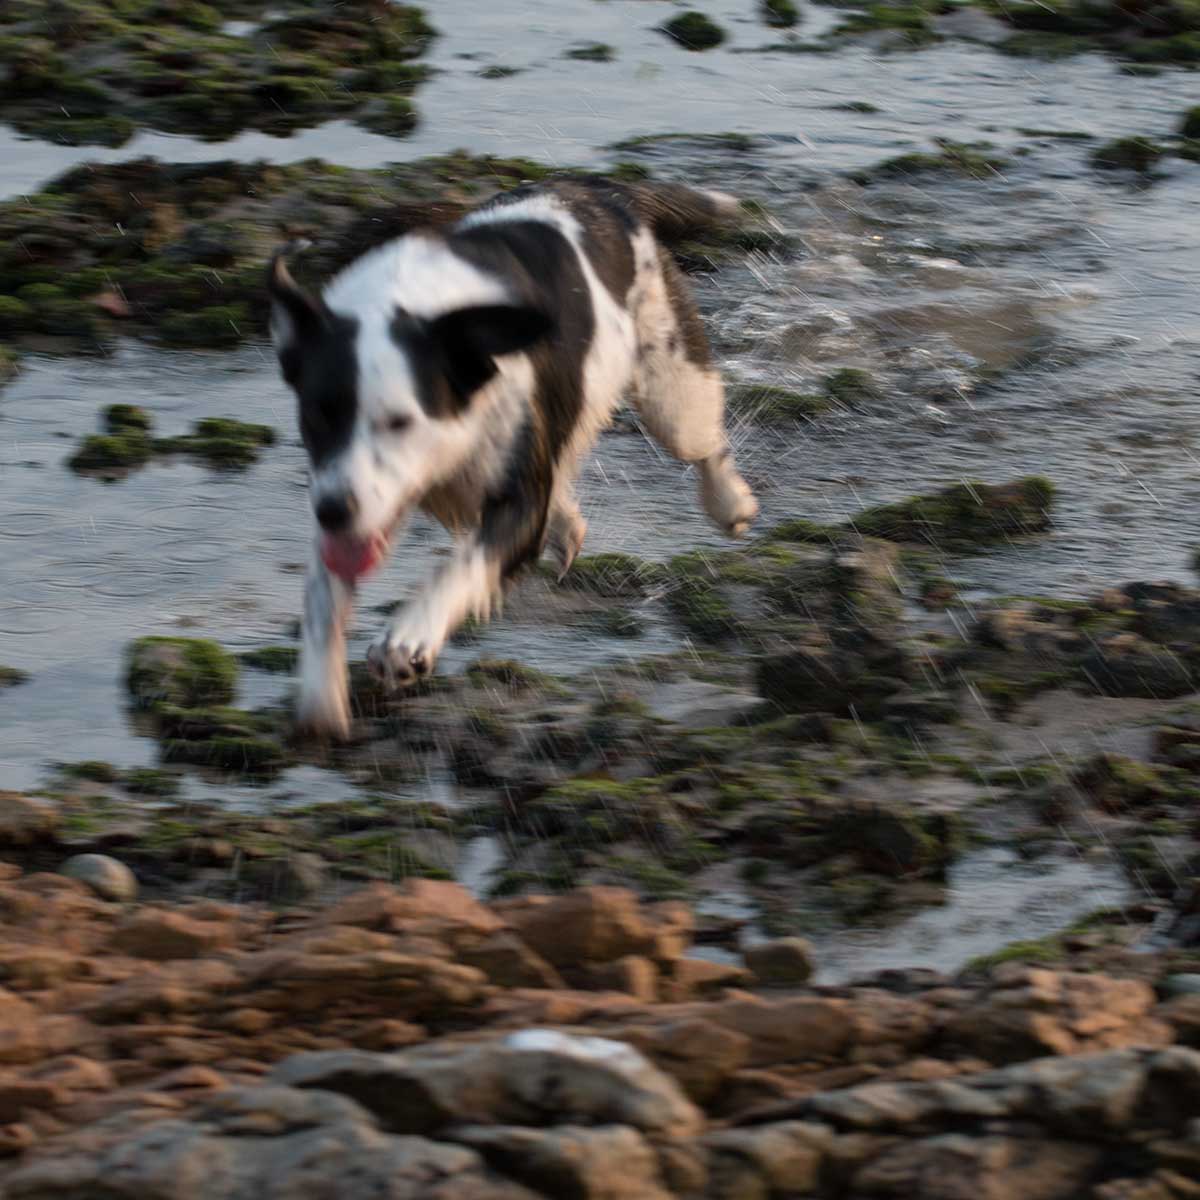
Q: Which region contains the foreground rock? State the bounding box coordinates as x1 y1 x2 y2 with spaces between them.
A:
0 868 1199 1195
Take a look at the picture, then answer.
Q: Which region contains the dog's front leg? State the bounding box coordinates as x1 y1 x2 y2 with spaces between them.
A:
296 537 355 738
367 538 502 688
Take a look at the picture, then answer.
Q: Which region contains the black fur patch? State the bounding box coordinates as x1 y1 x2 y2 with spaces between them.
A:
289 312 361 468
554 179 638 305
448 217 596 576
657 245 712 367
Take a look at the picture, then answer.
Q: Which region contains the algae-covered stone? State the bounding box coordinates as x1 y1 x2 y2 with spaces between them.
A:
849 477 1055 549
566 42 616 61
239 646 300 673
761 0 801 27
561 553 663 597
661 12 727 50
155 416 275 467
1091 137 1164 172
0 0 435 146
126 636 238 709
0 665 30 689
727 383 830 424
852 140 1008 184
1181 106 1200 140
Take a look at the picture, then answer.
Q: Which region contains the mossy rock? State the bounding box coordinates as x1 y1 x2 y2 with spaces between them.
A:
823 367 880 405
61 760 120 784
121 768 181 797
852 139 1008 184
727 384 830 424
849 477 1055 549
1091 137 1164 173
69 431 153 473
357 96 418 137
105 404 153 433
832 1 943 46
664 552 740 642
561 552 664 597
0 0 435 145
761 0 801 26
239 646 299 673
155 417 276 467
566 42 616 61
661 11 727 50
1180 107 1200 140
126 636 239 709
160 734 285 774
0 665 30 689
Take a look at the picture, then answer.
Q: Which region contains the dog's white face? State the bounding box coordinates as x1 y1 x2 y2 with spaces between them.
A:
268 250 551 583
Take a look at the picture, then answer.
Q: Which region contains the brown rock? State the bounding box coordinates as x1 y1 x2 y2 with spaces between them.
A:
636 1017 751 1103
457 932 564 989
664 957 752 1001
714 995 854 1066
580 955 660 1002
851 1133 1102 1199
107 910 233 960
322 880 503 939
497 887 653 968
0 793 60 846
0 1081 66 1123
942 968 1165 1063
449 1124 674 1199
354 1019 426 1051
0 1121 35 1157
704 1121 834 1196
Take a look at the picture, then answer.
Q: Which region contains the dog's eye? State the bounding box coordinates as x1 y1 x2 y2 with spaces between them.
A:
386 414 412 433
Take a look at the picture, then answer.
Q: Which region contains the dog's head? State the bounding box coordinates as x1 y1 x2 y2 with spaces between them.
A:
267 245 553 583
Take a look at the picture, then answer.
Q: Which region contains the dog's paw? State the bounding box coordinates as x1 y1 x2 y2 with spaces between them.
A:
701 461 759 539
548 510 587 582
366 632 437 689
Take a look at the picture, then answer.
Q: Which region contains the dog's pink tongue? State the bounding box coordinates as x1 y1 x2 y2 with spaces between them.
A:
320 532 385 583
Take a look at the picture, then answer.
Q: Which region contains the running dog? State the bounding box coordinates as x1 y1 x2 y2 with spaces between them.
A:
268 176 759 738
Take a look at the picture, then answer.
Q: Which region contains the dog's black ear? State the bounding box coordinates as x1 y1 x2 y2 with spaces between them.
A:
428 304 555 400
267 243 324 379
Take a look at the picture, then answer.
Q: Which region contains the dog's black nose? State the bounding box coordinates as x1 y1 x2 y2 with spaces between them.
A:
314 492 357 531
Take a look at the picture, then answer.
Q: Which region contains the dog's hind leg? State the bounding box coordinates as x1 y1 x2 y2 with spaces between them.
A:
631 245 758 537
296 537 355 739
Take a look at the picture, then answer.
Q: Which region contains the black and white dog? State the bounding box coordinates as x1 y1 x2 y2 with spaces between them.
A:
268 177 759 739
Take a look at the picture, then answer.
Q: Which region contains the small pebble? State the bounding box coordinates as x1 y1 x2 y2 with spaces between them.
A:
62 853 138 903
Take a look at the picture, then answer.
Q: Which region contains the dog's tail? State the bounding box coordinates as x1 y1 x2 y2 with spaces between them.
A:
624 181 742 242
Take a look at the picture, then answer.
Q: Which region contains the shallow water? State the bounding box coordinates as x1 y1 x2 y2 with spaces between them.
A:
2 1 1196 964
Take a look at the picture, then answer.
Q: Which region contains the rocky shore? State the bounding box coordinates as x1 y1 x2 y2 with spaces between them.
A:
1 870 1200 1197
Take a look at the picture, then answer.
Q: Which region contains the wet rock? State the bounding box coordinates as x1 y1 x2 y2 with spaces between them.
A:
125 638 238 710
1072 753 1171 812
850 477 1055 549
1078 633 1194 699
1092 137 1165 172
744 937 816 986
756 631 909 718
661 11 727 50
61 854 138 903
